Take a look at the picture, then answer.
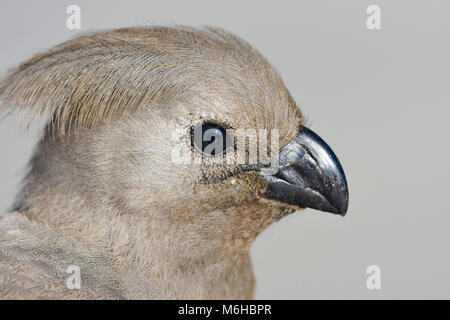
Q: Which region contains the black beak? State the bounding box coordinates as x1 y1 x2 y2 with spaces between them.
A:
262 126 348 216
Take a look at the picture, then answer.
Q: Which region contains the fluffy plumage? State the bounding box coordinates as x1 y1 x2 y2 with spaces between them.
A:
0 26 305 299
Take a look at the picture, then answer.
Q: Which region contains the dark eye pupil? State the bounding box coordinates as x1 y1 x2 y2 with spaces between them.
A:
192 123 228 156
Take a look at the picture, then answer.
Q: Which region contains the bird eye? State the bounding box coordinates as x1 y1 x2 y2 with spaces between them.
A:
191 122 230 156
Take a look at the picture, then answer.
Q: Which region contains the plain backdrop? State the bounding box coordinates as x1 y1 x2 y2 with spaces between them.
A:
1 0 449 299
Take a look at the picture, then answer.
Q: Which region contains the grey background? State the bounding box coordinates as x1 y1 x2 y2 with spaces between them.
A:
1 0 449 299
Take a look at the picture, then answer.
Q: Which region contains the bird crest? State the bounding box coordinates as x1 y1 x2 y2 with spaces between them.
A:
0 26 264 137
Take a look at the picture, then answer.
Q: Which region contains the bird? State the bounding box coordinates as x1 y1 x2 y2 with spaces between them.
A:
0 26 348 299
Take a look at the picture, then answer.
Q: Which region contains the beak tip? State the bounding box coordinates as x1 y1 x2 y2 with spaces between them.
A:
329 186 349 216
320 195 348 216
334 204 348 216
340 200 349 217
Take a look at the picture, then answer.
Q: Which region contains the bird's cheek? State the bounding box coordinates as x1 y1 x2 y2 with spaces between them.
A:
191 172 264 211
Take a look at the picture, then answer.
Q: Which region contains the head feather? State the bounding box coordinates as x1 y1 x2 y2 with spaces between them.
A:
0 26 274 137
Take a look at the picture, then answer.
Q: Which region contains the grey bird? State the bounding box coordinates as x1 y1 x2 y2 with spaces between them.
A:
0 26 348 299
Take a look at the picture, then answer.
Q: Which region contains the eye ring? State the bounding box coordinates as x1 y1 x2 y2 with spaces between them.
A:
191 121 232 156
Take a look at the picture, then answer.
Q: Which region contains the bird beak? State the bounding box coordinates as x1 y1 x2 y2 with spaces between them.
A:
262 126 349 216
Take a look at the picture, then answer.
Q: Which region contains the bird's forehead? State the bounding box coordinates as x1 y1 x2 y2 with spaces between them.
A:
166 88 302 150
179 68 303 133
171 36 303 123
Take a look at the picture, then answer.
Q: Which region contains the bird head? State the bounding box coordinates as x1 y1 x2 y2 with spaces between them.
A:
0 26 348 252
